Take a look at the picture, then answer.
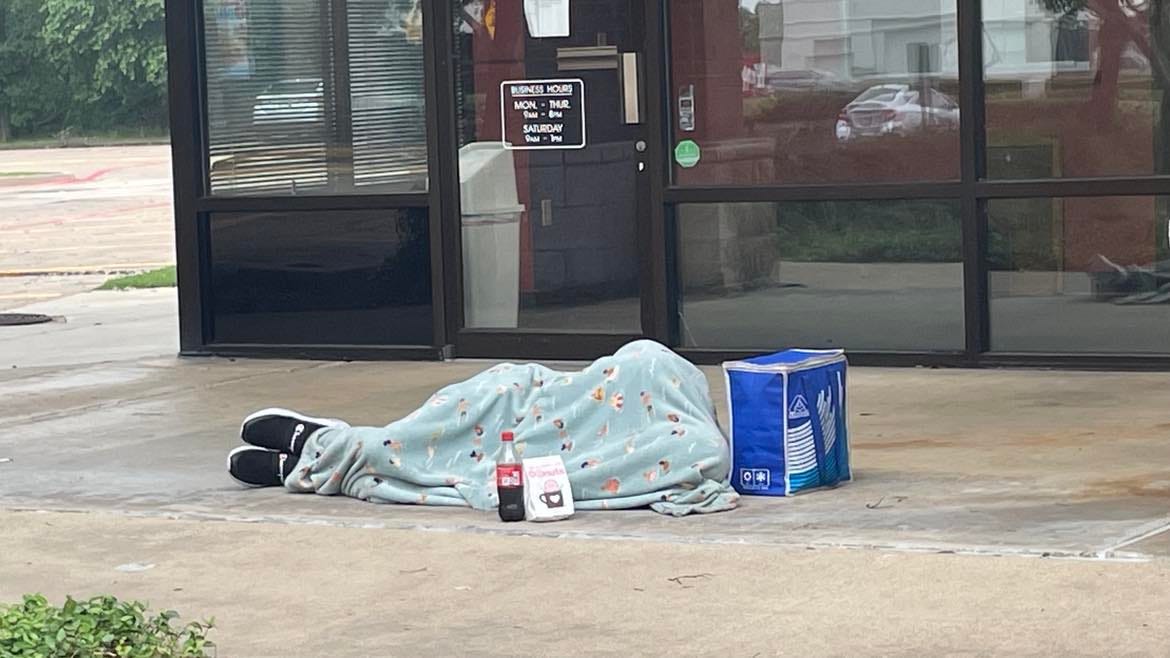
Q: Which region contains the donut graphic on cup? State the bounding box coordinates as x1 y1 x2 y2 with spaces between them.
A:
539 479 565 509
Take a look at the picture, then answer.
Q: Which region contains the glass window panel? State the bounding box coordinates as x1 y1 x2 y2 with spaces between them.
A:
988 196 1170 352
983 0 1170 179
678 199 964 350
202 0 427 195
209 209 433 345
668 0 961 185
450 0 642 333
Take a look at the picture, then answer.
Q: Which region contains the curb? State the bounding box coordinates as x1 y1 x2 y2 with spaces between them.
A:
0 263 172 278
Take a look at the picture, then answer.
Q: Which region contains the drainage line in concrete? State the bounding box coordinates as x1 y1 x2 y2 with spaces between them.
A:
1103 518 1170 554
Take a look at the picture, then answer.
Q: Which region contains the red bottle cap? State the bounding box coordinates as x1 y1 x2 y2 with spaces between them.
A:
501 431 515 442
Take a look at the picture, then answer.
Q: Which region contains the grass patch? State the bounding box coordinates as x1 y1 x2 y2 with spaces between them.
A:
100 266 177 290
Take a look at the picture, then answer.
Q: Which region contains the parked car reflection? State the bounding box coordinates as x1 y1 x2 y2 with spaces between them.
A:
835 84 959 142
251 78 426 128
762 69 850 94
252 78 325 126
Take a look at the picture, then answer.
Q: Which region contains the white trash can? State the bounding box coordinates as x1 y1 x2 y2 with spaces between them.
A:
459 143 525 329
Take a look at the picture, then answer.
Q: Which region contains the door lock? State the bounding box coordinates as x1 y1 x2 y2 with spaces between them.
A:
678 84 696 132
635 140 646 152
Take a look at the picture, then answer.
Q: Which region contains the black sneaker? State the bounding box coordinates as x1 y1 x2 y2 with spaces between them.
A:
227 446 297 488
239 408 348 455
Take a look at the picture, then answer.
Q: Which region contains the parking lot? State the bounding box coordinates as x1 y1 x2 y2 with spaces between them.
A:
0 145 174 309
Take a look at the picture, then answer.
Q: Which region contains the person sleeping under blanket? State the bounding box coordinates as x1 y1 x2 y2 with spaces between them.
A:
226 340 739 516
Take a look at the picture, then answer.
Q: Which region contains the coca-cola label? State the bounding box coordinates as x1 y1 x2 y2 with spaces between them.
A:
497 463 523 488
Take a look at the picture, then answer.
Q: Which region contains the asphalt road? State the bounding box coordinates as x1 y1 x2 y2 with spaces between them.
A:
0 145 174 310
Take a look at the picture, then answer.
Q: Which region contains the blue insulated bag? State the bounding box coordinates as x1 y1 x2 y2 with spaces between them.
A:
722 349 851 496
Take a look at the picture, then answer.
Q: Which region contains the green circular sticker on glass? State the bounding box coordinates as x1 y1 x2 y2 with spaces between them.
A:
674 140 701 168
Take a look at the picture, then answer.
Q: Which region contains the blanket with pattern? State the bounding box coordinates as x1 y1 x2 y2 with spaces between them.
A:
285 340 739 515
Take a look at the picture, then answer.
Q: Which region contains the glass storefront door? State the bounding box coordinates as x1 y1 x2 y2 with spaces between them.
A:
166 0 1170 365
450 0 649 346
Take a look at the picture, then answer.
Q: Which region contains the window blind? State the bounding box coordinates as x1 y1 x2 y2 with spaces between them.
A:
202 0 428 196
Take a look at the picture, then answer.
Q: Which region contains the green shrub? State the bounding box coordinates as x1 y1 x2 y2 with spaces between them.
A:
0 594 214 658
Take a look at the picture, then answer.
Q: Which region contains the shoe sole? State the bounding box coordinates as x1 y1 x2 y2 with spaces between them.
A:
239 407 350 448
227 445 277 489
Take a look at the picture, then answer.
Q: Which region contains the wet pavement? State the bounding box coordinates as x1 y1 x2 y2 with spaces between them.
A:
2 290 1169 561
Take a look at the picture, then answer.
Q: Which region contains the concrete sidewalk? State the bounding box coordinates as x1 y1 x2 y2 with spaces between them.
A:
5 353 1170 558
2 292 1168 558
3 290 1170 655
3 510 1168 657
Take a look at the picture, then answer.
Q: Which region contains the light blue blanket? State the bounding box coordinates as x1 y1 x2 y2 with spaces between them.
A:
285 341 739 515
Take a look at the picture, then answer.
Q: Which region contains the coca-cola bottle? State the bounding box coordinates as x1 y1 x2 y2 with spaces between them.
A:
496 431 525 522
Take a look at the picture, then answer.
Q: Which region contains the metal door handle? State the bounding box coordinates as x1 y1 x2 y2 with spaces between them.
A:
620 52 641 124
557 46 618 71
541 199 553 227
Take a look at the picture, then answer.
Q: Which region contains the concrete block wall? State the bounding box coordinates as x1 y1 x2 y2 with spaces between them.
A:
678 201 779 293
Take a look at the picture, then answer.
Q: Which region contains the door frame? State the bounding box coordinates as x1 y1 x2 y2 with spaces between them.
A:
432 0 671 360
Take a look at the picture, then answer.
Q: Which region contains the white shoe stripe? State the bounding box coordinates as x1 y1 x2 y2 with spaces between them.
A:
239 408 349 441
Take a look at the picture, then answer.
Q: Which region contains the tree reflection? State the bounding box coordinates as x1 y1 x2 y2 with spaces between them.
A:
1042 0 1170 169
